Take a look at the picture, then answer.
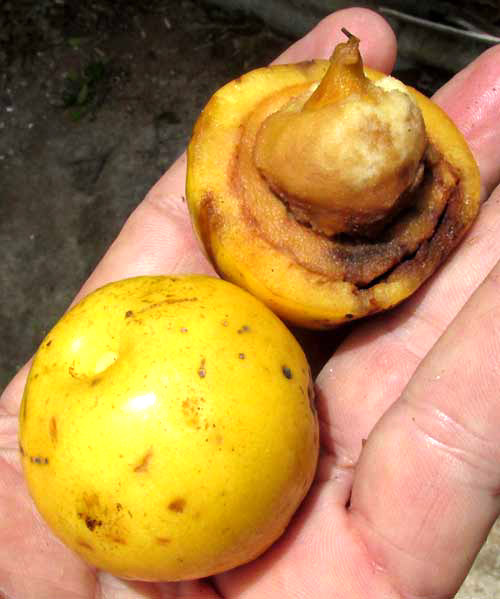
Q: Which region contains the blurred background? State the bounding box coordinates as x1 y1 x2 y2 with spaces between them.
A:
1 1 500 595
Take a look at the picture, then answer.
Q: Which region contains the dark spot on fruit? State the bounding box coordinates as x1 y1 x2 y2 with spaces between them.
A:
77 539 94 551
308 380 316 413
156 537 171 545
134 448 154 473
46 340 52 347
198 192 224 266
238 353 245 359
282 366 292 379
345 313 354 319
21 396 28 421
125 310 134 318
180 327 188 333
49 417 58 444
31 456 49 465
19 444 25 456
221 319 229 327
91 378 101 387
85 517 102 531
168 498 186 513
198 358 206 378
116 503 123 511
237 325 250 334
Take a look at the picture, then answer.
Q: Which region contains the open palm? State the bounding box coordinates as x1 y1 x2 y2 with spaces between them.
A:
2 8 500 599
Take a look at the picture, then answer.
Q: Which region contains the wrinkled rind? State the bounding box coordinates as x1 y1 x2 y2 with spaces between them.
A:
186 61 480 328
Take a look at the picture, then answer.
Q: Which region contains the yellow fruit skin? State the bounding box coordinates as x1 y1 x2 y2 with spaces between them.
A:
186 62 480 328
20 275 318 581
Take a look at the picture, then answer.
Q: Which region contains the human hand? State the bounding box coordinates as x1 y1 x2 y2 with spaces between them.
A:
2 7 500 599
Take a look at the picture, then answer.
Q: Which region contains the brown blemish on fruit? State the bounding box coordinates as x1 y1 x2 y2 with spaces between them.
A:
116 503 123 511
308 380 316 413
168 498 186 513
238 353 245 359
90 378 101 387
156 537 171 545
84 516 103 531
30 456 49 465
180 327 188 333
125 310 134 318
198 358 207 378
237 325 250 334
134 448 154 473
136 297 198 316
198 192 224 266
46 340 52 347
282 366 292 379
19 444 25 456
49 416 58 444
77 539 94 551
182 397 205 429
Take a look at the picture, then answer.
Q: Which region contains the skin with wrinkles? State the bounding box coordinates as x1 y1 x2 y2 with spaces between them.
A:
1 7 500 599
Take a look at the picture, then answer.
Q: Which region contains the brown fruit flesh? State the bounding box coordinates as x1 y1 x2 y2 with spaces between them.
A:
186 59 480 328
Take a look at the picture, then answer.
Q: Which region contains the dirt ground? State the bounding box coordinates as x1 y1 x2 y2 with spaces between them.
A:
0 1 289 387
1 2 499 596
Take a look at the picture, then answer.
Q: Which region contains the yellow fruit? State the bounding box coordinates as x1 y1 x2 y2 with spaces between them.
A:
20 275 318 581
186 33 480 328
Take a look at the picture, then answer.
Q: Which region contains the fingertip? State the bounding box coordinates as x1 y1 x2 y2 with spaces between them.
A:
275 7 397 74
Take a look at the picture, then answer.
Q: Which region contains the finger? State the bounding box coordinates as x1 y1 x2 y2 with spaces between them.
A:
317 47 500 474
1 7 398 414
434 44 500 198
273 7 397 70
350 252 500 598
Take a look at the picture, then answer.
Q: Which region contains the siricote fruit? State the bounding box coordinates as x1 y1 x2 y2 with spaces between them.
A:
20 275 319 581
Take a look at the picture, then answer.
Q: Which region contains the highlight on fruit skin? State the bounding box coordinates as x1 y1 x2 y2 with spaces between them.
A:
186 29 481 329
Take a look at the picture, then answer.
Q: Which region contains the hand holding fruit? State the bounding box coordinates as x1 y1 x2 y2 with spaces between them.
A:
2 7 500 599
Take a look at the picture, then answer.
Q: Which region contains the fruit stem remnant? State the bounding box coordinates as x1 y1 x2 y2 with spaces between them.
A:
302 30 367 111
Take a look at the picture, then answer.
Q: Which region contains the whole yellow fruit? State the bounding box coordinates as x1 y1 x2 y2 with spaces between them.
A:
19 275 319 581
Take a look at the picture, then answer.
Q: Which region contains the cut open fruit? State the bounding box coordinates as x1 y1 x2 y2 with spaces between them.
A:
186 32 480 328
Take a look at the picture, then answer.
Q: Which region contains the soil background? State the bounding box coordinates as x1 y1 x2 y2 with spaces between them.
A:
1 1 290 387
1 2 499 596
